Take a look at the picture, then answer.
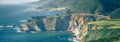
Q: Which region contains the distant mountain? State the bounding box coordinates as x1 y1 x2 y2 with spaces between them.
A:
26 0 120 16
24 0 76 8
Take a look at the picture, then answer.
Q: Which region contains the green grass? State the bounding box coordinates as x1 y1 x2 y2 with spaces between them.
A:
83 28 120 42
88 20 120 28
84 20 120 42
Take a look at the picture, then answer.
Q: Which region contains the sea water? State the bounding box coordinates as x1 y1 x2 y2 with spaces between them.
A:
0 5 75 42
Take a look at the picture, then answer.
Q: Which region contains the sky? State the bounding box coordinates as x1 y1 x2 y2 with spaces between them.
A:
0 0 39 4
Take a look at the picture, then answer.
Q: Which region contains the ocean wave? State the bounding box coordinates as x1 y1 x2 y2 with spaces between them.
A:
0 26 4 28
68 37 79 42
0 25 14 28
14 27 25 33
19 20 27 22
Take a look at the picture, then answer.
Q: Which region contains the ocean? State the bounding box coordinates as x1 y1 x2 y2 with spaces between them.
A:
0 4 75 42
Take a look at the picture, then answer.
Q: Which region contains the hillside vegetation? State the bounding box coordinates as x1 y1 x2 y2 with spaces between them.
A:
83 28 120 42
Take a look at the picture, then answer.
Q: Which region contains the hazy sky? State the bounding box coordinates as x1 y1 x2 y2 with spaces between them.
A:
0 0 39 4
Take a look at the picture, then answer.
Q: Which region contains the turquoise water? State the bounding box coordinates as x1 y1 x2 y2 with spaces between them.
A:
0 5 74 42
0 30 73 42
0 4 63 25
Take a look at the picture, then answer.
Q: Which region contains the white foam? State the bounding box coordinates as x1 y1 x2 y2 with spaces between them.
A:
13 27 25 33
0 25 14 28
68 37 79 42
6 25 13 28
0 26 4 28
30 31 36 33
19 20 27 22
68 28 80 42
16 29 25 33
13 27 19 29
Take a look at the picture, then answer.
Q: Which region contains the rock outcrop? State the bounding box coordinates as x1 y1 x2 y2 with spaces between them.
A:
21 13 109 31
21 13 109 42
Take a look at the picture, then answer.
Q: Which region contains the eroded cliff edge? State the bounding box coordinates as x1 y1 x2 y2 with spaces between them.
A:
20 13 110 42
21 13 109 32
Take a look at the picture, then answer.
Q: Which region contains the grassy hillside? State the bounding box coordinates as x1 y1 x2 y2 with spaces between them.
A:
85 19 120 42
83 28 120 42
88 21 120 28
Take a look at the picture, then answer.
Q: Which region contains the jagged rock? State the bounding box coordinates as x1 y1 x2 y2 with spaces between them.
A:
21 13 107 32
20 13 109 42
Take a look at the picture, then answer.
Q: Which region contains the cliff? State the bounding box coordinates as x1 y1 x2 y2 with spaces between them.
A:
20 13 110 42
21 13 99 31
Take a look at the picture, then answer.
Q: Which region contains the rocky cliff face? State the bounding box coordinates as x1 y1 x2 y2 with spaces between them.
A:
21 13 109 41
21 15 71 31
21 13 109 31
21 13 96 31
